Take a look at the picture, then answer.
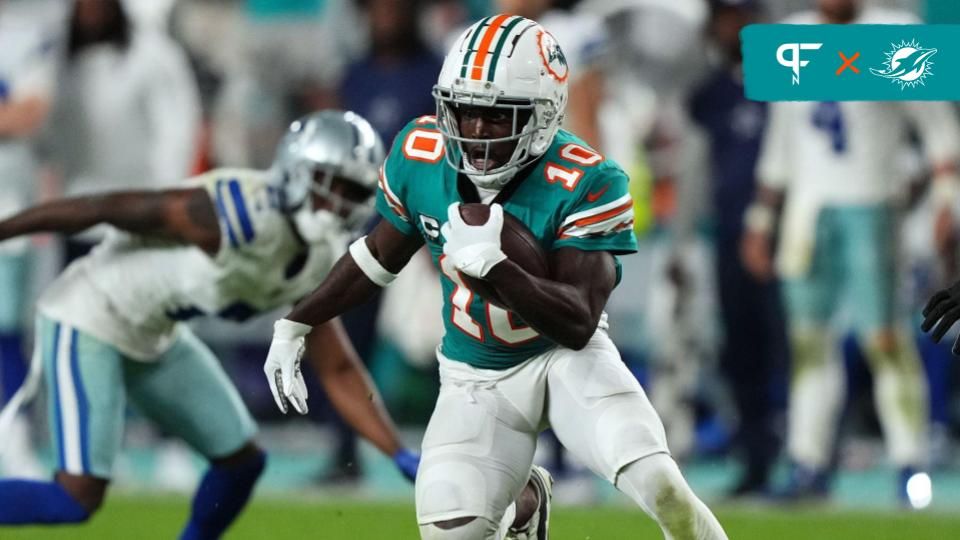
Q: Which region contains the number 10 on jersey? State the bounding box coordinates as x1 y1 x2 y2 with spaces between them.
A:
439 255 539 345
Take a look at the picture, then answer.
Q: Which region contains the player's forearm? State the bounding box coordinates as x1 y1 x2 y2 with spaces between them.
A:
0 192 168 242
0 97 50 137
486 260 598 350
286 255 382 327
0 196 120 240
308 320 402 456
319 364 401 456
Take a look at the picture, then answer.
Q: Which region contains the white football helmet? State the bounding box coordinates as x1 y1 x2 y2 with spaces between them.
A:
270 110 384 241
433 14 569 189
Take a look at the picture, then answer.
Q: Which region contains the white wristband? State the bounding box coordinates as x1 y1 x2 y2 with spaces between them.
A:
349 236 398 287
274 318 312 340
744 203 775 234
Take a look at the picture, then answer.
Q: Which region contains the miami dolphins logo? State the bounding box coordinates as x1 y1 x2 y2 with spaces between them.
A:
537 30 568 83
870 39 937 89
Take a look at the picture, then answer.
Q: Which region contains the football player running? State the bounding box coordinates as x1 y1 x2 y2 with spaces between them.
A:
0 111 419 537
264 15 728 540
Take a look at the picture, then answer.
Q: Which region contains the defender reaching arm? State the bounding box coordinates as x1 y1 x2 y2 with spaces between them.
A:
0 188 221 254
3 113 420 480
306 318 417 478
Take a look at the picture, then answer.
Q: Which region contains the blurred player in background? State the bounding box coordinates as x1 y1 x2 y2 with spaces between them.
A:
689 0 787 497
741 0 960 503
901 167 960 467
339 0 442 145
212 0 363 168
48 0 200 262
45 0 202 489
0 111 418 537
0 0 62 478
265 15 728 540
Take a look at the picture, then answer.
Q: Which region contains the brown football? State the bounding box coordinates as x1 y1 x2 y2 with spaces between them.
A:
456 203 549 308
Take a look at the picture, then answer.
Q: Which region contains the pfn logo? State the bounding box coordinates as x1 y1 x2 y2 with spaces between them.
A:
777 43 823 85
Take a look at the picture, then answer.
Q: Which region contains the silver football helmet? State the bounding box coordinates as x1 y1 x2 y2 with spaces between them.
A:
271 110 385 241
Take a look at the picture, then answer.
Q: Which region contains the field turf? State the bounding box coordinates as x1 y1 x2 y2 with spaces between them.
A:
3 495 958 539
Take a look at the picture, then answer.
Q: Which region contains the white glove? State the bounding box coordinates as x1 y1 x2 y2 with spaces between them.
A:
441 203 507 278
263 318 312 415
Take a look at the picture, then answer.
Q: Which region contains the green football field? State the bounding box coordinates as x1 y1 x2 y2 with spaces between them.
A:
3 495 958 539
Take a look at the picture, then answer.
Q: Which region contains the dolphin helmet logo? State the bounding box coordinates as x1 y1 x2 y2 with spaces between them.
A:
537 30 568 82
870 39 937 89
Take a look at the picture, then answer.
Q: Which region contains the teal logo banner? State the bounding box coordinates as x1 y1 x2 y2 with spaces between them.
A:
742 24 960 101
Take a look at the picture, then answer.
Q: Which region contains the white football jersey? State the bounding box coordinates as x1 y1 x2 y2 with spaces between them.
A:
38 168 349 361
757 8 960 205
758 99 960 204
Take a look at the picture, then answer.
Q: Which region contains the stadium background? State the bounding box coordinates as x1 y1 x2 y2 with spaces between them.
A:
3 0 960 538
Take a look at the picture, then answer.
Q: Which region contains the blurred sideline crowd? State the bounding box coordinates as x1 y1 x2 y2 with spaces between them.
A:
3 0 960 501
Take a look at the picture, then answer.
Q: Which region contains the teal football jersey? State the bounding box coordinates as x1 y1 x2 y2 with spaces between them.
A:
375 116 637 369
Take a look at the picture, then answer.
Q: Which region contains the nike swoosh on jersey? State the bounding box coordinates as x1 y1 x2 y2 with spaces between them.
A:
586 184 610 202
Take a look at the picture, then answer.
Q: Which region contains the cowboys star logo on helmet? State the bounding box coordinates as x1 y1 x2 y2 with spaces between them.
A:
432 14 569 189
870 39 937 89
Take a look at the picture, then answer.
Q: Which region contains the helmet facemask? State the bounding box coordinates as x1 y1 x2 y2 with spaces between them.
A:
433 84 559 189
433 16 569 189
270 110 384 242
279 162 376 243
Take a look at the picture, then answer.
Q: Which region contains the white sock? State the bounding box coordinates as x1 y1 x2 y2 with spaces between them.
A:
787 325 844 469
616 454 728 540
864 331 929 466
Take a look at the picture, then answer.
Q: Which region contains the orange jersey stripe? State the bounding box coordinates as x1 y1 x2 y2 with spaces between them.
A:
470 14 511 80
378 171 408 219
560 200 634 231
558 217 634 239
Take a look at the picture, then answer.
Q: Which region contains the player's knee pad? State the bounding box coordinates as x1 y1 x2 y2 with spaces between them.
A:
416 458 494 523
419 516 500 540
591 397 670 480
548 340 669 482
